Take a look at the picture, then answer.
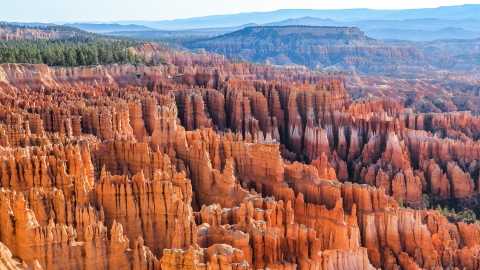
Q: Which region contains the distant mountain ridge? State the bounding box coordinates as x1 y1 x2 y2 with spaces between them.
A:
111 9 397 30
264 17 480 41
112 4 480 30
104 4 480 41
0 24 93 40
4 4 480 41
63 23 155 33
366 27 480 41
265 17 480 31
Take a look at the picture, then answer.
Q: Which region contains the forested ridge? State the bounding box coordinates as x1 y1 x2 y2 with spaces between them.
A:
0 24 155 66
0 38 151 66
1 23 94 35
0 23 129 40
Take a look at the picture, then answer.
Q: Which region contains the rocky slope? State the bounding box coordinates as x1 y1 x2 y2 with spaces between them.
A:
0 25 80 40
347 72 480 114
0 45 479 269
185 26 427 73
385 38 480 70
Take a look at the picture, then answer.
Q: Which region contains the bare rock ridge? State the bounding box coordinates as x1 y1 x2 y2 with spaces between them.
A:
346 71 480 117
0 44 479 269
185 26 426 73
0 25 80 40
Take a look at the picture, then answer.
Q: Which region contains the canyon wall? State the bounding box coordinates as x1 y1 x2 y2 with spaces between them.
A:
185 26 427 73
0 26 80 40
0 46 479 269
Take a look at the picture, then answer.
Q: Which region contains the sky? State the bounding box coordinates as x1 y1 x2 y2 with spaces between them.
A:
1 0 480 23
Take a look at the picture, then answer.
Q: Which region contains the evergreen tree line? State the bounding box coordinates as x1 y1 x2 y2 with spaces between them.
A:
0 37 151 66
1 23 133 40
110 31 211 44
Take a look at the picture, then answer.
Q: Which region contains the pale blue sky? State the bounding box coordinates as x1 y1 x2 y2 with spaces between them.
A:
1 0 479 22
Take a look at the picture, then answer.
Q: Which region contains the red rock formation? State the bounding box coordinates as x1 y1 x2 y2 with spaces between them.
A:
0 57 479 270
184 26 426 73
391 170 423 207
311 153 337 181
0 25 79 40
446 161 475 198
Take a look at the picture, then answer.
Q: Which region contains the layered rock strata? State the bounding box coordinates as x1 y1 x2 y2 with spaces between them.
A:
0 53 479 270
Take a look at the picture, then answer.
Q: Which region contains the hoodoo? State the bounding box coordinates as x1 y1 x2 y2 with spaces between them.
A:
0 42 478 269
0 8 480 268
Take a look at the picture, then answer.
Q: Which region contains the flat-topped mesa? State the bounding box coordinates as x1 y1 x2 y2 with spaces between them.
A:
185 26 425 72
244 26 366 37
189 26 372 51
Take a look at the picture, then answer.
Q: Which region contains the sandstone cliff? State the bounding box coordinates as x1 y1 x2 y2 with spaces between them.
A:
0 50 479 270
0 25 79 40
185 26 426 73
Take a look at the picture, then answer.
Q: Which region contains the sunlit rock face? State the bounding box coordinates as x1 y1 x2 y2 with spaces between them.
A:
0 45 479 270
185 26 426 73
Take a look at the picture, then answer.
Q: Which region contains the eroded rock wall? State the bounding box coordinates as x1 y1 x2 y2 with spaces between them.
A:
0 51 479 270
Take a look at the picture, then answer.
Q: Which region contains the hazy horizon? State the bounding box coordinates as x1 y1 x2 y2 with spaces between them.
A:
1 0 480 23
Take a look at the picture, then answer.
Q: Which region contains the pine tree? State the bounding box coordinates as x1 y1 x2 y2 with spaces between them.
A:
398 198 404 208
0 37 150 66
436 204 443 214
